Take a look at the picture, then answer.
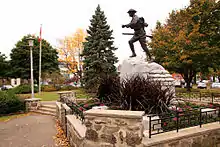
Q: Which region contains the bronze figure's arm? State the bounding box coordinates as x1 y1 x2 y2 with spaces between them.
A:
122 15 139 28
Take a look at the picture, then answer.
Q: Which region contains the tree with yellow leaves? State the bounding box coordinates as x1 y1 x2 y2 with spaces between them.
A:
57 28 87 75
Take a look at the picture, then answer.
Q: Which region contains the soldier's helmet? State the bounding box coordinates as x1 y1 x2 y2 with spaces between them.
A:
127 9 137 13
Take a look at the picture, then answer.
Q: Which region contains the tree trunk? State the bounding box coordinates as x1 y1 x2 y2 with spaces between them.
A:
193 74 196 84
183 67 194 92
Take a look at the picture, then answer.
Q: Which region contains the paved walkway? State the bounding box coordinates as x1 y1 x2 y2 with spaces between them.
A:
0 113 57 147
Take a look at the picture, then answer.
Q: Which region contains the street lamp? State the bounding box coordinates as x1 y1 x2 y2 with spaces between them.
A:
27 36 35 98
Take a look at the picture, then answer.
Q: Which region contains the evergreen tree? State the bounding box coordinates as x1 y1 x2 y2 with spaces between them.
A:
82 5 118 92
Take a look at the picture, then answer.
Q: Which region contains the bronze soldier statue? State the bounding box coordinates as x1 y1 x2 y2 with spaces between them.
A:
122 9 152 60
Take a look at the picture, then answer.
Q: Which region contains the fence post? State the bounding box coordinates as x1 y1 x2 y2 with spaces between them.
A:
211 93 214 103
218 106 220 124
149 116 152 138
64 109 67 137
199 108 202 128
200 92 201 101
176 111 179 132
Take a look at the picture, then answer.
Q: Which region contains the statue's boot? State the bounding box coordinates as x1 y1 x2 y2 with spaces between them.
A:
129 51 136 58
129 47 137 58
130 54 137 58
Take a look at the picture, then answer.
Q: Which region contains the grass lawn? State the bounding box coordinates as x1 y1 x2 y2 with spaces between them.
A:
74 88 95 99
0 113 29 122
18 91 59 101
176 87 220 93
18 88 95 101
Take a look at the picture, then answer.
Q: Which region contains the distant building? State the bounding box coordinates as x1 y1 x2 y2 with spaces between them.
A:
11 78 21 87
58 61 74 79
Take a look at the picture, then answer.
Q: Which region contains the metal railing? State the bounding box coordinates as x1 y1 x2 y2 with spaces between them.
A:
148 107 220 138
66 101 86 123
65 98 101 124
176 92 220 103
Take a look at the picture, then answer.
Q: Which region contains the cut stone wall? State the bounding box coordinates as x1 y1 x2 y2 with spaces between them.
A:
25 98 41 111
57 91 76 103
56 100 86 147
61 103 72 135
143 122 220 147
66 115 86 147
56 102 62 122
83 109 145 147
56 103 220 147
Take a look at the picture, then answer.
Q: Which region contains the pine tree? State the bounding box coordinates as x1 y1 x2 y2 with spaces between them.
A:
82 5 118 92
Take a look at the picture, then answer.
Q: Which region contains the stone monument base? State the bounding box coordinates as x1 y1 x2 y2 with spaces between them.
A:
119 56 175 93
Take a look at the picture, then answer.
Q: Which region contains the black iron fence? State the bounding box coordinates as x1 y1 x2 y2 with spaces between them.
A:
65 98 101 123
148 107 220 138
176 92 220 103
68 101 86 123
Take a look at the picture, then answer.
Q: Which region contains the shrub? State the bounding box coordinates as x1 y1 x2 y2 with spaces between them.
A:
78 98 101 110
41 85 57 92
17 94 31 100
41 85 78 92
97 75 175 114
9 84 38 94
60 85 78 91
0 91 25 115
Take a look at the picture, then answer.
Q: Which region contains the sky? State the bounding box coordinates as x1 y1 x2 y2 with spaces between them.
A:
0 0 190 63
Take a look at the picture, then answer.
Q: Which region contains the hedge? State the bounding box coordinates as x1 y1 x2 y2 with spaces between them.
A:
8 84 38 94
0 91 25 115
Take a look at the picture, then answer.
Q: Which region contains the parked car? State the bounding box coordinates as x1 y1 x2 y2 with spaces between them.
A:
184 83 192 88
197 82 207 89
174 80 181 87
41 81 49 85
211 82 220 88
202 80 209 84
1 85 13 90
174 80 185 88
196 80 201 84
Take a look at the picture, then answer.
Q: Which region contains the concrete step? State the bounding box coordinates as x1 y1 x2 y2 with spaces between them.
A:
31 110 56 116
41 101 56 105
38 107 56 113
41 104 56 109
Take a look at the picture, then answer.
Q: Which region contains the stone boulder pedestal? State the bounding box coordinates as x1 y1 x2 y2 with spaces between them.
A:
119 57 175 136
119 56 175 94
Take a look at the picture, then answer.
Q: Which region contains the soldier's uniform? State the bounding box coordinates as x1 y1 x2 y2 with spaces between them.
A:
125 9 151 60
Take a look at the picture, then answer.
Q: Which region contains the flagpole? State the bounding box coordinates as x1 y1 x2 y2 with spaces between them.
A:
39 24 42 95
